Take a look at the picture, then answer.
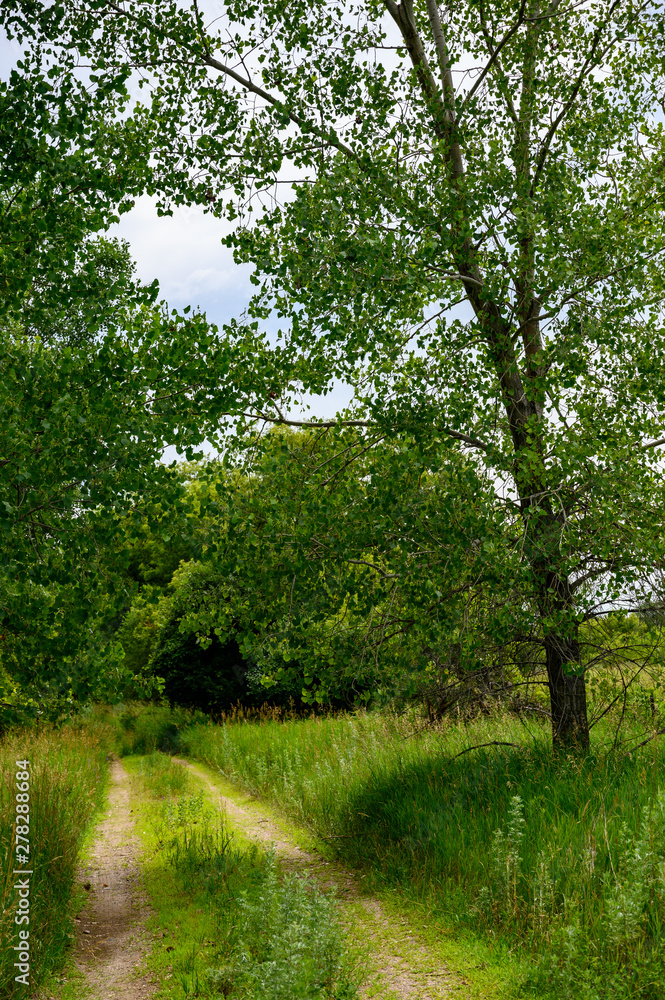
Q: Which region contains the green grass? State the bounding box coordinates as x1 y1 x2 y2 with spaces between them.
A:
79 701 206 757
0 725 109 998
181 756 525 999
127 752 360 999
139 750 190 798
176 707 665 999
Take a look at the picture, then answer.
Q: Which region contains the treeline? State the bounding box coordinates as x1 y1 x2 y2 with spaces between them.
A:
111 431 665 724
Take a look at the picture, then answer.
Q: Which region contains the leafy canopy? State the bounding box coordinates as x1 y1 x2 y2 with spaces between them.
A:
5 0 665 742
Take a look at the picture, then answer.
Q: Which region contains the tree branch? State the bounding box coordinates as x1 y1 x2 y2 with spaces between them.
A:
231 410 376 428
423 0 457 129
226 409 490 451
530 1 624 197
346 559 398 580
383 0 451 142
105 1 357 160
620 728 665 758
201 53 357 160
460 1 527 118
642 435 665 451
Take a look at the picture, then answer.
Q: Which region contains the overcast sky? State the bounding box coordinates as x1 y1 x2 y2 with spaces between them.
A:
109 197 253 329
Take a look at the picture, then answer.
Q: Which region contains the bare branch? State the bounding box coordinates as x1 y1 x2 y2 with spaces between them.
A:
642 435 665 451
617 725 665 759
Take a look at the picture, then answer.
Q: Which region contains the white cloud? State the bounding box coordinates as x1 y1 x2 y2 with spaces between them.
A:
108 195 254 324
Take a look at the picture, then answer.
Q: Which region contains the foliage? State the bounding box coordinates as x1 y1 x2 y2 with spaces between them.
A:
116 562 263 713
0 17 152 327
178 430 513 708
116 439 665 722
8 0 665 745
0 253 222 710
0 13 280 711
0 726 109 998
4 1 665 746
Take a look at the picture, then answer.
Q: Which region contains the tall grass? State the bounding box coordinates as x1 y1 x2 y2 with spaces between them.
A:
181 708 665 999
0 726 109 998
139 751 190 798
139 756 359 999
81 701 207 756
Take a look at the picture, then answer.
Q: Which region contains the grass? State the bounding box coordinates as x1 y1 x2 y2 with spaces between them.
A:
79 701 206 756
0 725 109 999
175 705 665 999
181 756 525 999
126 751 360 999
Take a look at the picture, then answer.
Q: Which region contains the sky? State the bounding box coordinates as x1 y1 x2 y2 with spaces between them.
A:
109 197 253 330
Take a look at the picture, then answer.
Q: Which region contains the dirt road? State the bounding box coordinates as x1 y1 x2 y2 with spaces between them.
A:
37 755 494 1000
176 757 462 1000
35 759 156 1000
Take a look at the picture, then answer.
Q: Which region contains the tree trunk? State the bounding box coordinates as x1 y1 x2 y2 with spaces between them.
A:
544 627 590 751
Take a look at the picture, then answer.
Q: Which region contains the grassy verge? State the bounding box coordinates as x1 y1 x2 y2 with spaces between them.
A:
176 707 665 999
126 750 360 999
182 756 527 1000
0 725 109 999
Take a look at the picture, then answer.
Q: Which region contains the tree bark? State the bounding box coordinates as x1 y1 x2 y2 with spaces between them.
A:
543 617 590 752
383 0 593 753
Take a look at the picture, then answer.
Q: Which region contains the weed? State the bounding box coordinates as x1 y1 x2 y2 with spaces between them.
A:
488 794 525 917
145 777 358 1000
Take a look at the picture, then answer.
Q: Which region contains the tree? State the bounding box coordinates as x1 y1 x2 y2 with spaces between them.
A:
0 17 153 326
0 12 291 710
0 240 197 707
183 428 513 709
8 0 665 747
0 225 278 710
